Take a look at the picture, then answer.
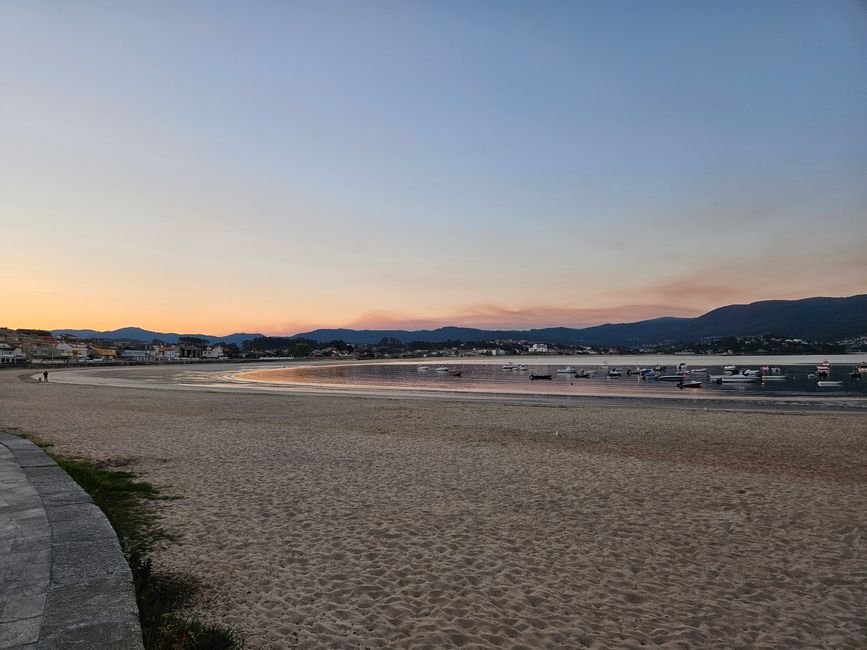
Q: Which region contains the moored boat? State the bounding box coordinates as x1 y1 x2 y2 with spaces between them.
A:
656 374 687 382
530 373 553 380
556 367 577 374
717 374 761 384
817 380 842 387
435 366 451 372
677 380 701 389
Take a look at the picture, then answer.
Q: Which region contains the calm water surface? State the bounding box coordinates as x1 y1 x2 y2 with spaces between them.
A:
258 355 867 400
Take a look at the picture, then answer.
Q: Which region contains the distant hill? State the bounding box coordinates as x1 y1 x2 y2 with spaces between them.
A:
51 294 866 348
51 327 262 346
293 294 867 346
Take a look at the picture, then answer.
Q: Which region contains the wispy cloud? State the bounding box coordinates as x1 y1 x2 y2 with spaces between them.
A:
345 303 702 331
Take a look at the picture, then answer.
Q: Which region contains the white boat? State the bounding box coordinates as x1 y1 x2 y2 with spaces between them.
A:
417 365 429 371
557 367 577 374
607 369 622 377
689 368 708 374
817 380 842 387
723 365 737 373
516 364 528 371
501 363 518 370
676 362 688 372
718 374 761 384
657 374 687 382
435 366 451 372
742 369 761 377
574 369 594 378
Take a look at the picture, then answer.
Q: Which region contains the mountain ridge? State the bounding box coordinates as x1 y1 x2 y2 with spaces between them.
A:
49 294 867 347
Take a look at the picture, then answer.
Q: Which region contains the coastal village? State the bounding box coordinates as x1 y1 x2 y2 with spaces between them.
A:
1 326 857 368
0 327 559 366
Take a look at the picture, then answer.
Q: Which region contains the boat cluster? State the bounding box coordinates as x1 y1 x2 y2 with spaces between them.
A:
416 359 866 388
417 365 462 377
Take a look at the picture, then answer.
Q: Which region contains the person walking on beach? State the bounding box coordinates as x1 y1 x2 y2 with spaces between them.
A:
42 371 48 382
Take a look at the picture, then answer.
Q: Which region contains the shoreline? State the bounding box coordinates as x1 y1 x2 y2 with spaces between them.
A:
36 363 867 414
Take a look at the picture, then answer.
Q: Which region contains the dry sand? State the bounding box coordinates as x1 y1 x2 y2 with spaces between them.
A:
1 368 866 648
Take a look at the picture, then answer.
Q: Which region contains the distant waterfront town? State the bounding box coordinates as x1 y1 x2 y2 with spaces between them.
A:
1 327 862 368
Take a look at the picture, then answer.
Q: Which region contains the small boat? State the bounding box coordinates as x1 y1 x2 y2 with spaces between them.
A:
717 374 761 384
817 380 842 387
723 365 737 373
435 366 451 372
689 368 708 374
515 364 528 371
530 373 553 380
451 371 462 377
849 370 860 379
417 365 430 371
654 365 667 372
574 369 593 378
556 367 577 374
656 374 687 382
676 362 688 372
501 363 518 370
816 361 831 377
742 369 761 377
607 368 622 377
761 375 787 381
677 380 701 389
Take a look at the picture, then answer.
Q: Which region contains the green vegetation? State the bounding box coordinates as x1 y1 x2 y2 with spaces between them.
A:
244 335 318 357
20 433 244 650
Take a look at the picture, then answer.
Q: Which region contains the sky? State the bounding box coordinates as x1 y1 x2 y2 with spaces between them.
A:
2 0 866 335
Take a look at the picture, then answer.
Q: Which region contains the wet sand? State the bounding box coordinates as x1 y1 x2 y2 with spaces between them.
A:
1 368 865 648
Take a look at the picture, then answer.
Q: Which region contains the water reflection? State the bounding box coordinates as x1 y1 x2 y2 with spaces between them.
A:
269 361 867 399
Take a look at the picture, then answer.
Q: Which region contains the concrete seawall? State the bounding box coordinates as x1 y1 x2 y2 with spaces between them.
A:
0 432 143 649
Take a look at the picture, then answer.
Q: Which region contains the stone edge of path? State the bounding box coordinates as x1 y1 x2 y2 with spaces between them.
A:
0 431 144 650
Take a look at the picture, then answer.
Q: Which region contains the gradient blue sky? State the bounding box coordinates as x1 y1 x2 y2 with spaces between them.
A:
2 1 866 334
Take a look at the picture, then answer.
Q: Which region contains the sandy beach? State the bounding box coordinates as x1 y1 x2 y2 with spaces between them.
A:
1 367 865 649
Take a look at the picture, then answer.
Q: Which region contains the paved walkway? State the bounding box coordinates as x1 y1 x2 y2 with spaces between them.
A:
0 432 143 649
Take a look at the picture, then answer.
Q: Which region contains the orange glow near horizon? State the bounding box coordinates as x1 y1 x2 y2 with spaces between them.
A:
2 3 865 336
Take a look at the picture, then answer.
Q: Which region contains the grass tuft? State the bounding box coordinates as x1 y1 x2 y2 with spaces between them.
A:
16 431 243 649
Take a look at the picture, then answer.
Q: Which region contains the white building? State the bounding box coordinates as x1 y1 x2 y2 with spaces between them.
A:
120 349 151 362
528 343 549 354
149 345 179 362
0 343 26 365
56 342 89 362
202 345 226 359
